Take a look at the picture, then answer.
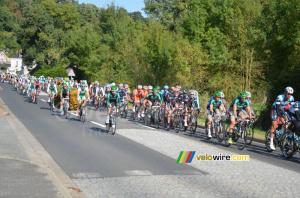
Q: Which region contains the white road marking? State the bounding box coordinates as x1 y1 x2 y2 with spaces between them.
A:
135 123 154 130
41 99 46 102
124 170 153 176
90 121 106 128
72 173 102 179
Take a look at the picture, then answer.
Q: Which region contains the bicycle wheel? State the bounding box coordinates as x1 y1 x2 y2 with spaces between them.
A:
224 125 231 147
190 115 197 133
245 125 254 145
154 111 160 129
50 101 53 112
174 115 180 133
236 127 247 150
146 110 151 126
106 123 110 132
216 121 225 142
111 116 117 135
280 131 295 159
64 107 68 119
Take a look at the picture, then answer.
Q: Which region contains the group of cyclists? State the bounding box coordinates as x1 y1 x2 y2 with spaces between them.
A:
1 73 299 155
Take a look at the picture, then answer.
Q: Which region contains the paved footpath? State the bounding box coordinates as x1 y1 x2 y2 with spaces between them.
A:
0 98 85 198
74 128 300 198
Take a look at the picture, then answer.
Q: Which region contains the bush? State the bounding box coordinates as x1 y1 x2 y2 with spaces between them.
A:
33 66 68 78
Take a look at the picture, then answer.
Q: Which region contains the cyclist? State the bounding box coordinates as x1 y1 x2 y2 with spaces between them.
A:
60 83 70 115
220 92 228 113
206 92 226 138
244 91 256 118
133 85 144 116
269 87 294 150
166 87 180 130
106 86 121 124
180 90 190 127
77 82 89 115
141 88 162 114
287 101 300 147
228 92 253 144
47 81 57 106
32 79 41 103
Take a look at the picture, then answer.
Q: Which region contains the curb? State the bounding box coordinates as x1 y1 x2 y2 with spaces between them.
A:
0 97 86 198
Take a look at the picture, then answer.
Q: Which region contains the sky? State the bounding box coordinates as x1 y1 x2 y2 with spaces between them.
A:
78 0 146 14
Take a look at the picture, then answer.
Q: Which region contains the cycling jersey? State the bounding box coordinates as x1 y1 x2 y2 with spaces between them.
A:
133 89 144 101
107 92 121 106
61 87 70 98
207 97 223 110
230 97 250 111
141 92 162 104
47 84 57 94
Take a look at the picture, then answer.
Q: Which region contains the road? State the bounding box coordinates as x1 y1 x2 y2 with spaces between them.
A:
0 82 299 197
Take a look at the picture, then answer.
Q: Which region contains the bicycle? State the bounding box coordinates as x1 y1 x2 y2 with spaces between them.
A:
245 117 258 145
205 113 226 142
145 103 160 128
78 100 87 123
49 93 55 112
280 131 300 159
106 106 117 135
62 98 69 119
133 101 142 121
174 107 184 133
224 118 251 150
184 108 198 133
119 100 129 118
265 116 290 152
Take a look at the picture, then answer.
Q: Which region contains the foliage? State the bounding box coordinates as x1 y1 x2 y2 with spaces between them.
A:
0 0 299 126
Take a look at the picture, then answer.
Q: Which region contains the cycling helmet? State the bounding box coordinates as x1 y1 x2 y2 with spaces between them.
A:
111 86 117 91
183 89 188 94
214 92 221 97
124 84 129 88
119 83 123 87
137 85 142 89
284 87 294 94
156 86 161 90
164 85 169 89
148 85 153 90
220 92 225 98
81 82 86 87
99 84 102 87
176 85 181 90
170 87 175 91
63 83 68 86
143 85 148 90
245 91 251 98
50 81 54 85
240 92 247 97
106 84 111 88
153 88 158 93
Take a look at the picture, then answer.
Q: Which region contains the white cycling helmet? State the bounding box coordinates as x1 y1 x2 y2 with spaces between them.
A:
137 85 142 89
220 92 225 98
245 91 251 98
285 87 294 94
148 85 153 90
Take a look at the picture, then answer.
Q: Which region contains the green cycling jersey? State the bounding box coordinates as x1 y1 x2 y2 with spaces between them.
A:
141 92 162 104
107 92 121 106
230 97 250 111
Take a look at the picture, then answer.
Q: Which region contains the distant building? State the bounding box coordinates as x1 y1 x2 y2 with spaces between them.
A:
0 51 11 71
